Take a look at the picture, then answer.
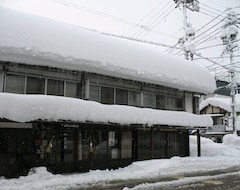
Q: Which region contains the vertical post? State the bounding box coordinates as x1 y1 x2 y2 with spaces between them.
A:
230 50 237 134
182 2 188 60
197 129 201 157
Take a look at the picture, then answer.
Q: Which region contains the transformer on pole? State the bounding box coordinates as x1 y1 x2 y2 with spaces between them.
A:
173 0 199 60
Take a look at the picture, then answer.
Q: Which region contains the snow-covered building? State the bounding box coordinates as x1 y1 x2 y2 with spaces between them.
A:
0 6 216 177
200 95 240 142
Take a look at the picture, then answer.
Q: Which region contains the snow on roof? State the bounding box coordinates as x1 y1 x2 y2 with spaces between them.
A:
0 93 212 127
0 6 216 94
200 94 240 112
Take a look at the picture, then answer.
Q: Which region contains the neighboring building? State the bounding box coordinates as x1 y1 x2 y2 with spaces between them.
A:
0 7 216 177
200 95 240 142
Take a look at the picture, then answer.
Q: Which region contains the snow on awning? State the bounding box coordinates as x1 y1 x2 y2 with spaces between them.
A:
0 6 216 94
0 93 213 128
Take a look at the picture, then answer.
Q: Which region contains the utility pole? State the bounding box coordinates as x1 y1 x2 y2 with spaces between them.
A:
173 0 199 60
221 9 239 134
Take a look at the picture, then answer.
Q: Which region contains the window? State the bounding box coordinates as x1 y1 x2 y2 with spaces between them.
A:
89 85 100 102
92 130 108 160
121 131 132 159
116 88 128 105
175 98 184 110
156 95 165 110
0 72 3 92
5 74 25 94
109 131 120 159
101 86 114 104
47 79 64 96
166 96 175 110
26 76 45 94
143 92 155 108
129 90 141 107
66 81 79 98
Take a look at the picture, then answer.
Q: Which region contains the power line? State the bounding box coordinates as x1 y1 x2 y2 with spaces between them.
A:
134 3 176 39
126 0 168 36
50 0 150 30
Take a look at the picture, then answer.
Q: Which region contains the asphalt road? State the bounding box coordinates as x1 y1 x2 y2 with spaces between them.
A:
70 166 240 190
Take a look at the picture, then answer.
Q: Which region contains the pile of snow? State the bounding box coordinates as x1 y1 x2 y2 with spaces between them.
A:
1 135 240 190
0 6 216 94
0 93 212 127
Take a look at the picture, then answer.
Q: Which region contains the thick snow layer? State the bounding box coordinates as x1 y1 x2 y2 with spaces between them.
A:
0 6 216 94
0 93 212 127
200 94 240 112
0 135 240 190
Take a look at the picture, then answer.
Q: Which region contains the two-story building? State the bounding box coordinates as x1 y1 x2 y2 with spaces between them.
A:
0 6 216 177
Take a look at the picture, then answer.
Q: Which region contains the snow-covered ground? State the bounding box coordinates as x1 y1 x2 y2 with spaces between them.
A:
0 134 240 190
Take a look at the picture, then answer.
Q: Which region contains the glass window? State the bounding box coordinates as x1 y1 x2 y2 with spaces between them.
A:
101 86 114 104
129 90 141 107
47 79 64 96
166 96 175 110
92 130 108 160
109 131 120 159
156 95 165 110
26 76 45 94
116 88 128 105
175 98 184 110
0 72 3 92
89 85 100 102
66 81 79 98
121 131 132 159
5 74 25 94
143 92 155 108
62 129 74 162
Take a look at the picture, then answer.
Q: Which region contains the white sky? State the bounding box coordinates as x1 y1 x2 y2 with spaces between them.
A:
0 0 240 81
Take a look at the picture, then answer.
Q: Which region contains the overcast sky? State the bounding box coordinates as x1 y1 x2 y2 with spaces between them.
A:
1 0 239 81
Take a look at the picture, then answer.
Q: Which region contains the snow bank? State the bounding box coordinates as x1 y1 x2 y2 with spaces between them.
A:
1 135 240 190
0 93 212 127
0 6 216 94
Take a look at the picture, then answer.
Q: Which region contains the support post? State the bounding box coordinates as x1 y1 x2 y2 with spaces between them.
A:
197 129 201 157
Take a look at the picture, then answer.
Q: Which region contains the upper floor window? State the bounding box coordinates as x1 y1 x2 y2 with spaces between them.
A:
156 94 165 110
101 86 114 104
5 74 25 94
143 92 155 108
26 76 45 94
129 90 141 107
47 79 64 96
89 85 100 102
66 81 79 98
116 88 128 105
175 97 184 110
0 72 3 92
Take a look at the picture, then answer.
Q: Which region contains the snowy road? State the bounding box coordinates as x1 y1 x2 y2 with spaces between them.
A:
66 167 240 190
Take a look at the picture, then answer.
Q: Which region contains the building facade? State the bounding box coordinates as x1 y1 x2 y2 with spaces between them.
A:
0 6 216 177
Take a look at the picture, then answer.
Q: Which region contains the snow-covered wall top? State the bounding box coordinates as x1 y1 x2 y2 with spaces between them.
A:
200 95 240 112
0 93 212 127
0 7 216 94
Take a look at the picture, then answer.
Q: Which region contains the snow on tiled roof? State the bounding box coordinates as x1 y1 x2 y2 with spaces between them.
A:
0 6 216 94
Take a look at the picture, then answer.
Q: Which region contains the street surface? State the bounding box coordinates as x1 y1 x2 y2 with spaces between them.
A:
70 166 240 190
